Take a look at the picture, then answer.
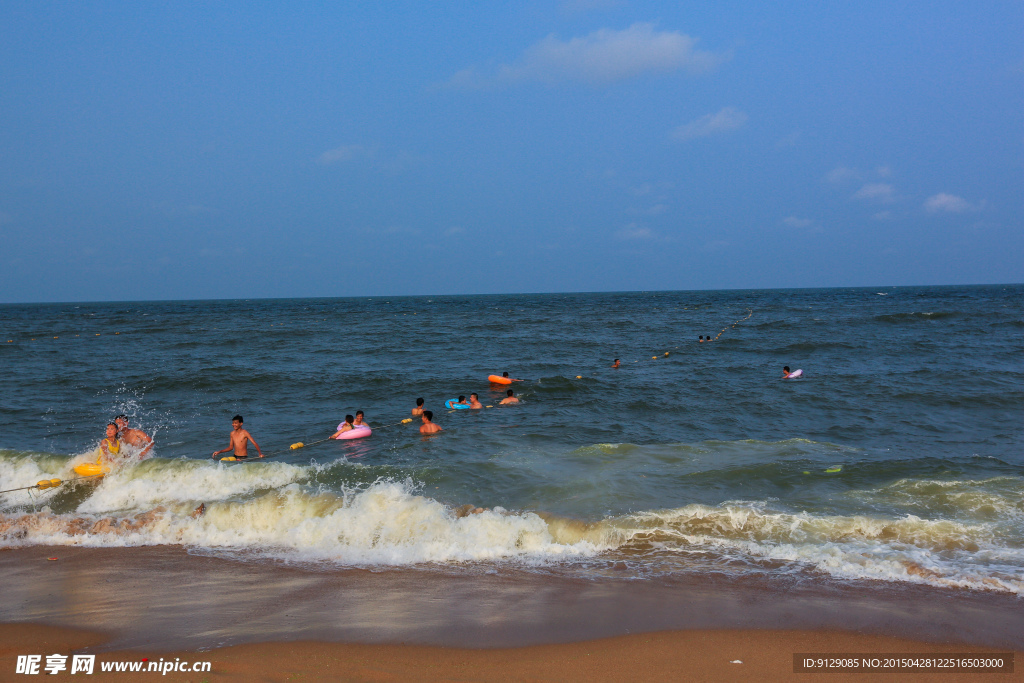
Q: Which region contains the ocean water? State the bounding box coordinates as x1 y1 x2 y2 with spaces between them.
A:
1 285 1022 595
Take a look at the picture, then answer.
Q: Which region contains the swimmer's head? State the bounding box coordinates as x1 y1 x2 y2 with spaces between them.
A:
106 422 118 438
783 366 790 373
114 414 128 428
506 389 514 396
422 410 433 422
458 395 465 402
502 372 509 377
470 393 478 400
345 414 354 424
355 410 364 418
232 415 243 425
416 398 424 406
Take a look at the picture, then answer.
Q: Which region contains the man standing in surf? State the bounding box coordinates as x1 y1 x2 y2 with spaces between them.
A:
211 415 264 460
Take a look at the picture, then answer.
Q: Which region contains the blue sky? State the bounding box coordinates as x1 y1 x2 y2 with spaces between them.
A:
1 1 1021 302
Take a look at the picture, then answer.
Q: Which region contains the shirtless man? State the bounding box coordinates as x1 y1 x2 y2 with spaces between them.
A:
612 358 620 368
211 415 264 459
412 398 425 416
469 393 483 409
499 389 520 405
114 415 153 458
98 423 123 463
419 410 442 434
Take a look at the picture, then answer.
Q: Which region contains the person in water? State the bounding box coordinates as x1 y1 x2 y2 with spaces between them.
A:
98 422 123 463
612 358 620 368
469 393 483 409
500 389 519 405
698 336 704 342
419 410 442 434
211 415 264 459
494 371 523 382
353 411 368 428
412 398 425 416
114 415 153 458
454 395 469 407
332 414 355 438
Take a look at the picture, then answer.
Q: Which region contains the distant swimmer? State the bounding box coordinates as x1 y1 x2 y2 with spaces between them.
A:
332 414 355 438
412 398 425 416
353 410 368 428
499 389 520 405
469 393 483 409
419 410 442 434
782 366 804 379
455 395 469 407
698 336 704 343
612 358 620 368
98 423 123 463
211 415 264 459
114 415 153 458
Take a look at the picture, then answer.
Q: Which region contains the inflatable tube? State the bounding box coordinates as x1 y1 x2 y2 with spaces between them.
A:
445 399 470 410
488 375 512 384
784 369 803 379
74 462 110 478
336 426 372 440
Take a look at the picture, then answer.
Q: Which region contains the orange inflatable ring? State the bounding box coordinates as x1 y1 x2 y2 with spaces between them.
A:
488 375 512 384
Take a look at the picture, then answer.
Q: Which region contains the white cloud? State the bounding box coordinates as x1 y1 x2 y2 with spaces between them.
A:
451 24 724 87
671 107 747 141
317 145 368 165
852 183 895 203
616 224 655 240
782 216 813 228
924 193 976 213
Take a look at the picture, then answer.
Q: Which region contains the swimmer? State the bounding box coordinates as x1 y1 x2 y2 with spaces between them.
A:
612 358 620 368
211 415 263 459
353 410 368 428
331 414 355 438
782 366 803 379
98 422 122 463
469 393 483 409
497 371 523 382
698 336 704 343
454 504 487 517
114 414 153 458
412 398 425 416
419 410 442 434
499 389 519 405
454 395 469 407
783 366 791 378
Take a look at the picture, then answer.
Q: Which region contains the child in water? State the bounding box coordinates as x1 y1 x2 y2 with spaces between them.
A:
98 422 122 463
211 415 264 459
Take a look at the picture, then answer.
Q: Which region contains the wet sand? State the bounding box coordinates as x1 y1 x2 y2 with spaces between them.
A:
0 623 1018 682
0 545 1021 680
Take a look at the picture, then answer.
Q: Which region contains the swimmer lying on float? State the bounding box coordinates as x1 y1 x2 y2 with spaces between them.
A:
782 366 803 379
487 372 524 385
331 414 372 440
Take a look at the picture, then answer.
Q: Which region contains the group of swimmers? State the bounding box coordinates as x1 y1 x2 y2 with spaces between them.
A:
193 374 526 459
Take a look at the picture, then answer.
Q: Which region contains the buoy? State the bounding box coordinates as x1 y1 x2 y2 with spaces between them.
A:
290 442 304 449
652 356 657 359
664 352 669 356
576 375 582 379
825 466 842 473
37 480 54 489
803 471 811 475
221 456 237 462
401 418 412 424
47 557 58 561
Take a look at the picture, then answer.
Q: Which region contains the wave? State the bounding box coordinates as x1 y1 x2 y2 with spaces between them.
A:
1 450 1021 594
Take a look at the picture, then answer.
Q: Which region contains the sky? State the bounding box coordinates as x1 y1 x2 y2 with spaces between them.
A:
1 1 1021 302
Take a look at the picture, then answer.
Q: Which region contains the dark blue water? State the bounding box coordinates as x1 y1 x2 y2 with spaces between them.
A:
1 285 1022 592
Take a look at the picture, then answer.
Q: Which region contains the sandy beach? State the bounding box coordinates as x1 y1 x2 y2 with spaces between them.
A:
0 546 1020 681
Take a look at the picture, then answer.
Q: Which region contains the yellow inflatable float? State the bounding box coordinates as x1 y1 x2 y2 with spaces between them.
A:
73 452 111 478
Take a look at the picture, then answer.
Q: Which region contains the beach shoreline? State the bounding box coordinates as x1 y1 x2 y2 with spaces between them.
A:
1 545 1021 653
1 622 1018 682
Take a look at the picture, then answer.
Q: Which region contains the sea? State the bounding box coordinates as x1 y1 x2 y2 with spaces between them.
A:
1 285 1022 596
